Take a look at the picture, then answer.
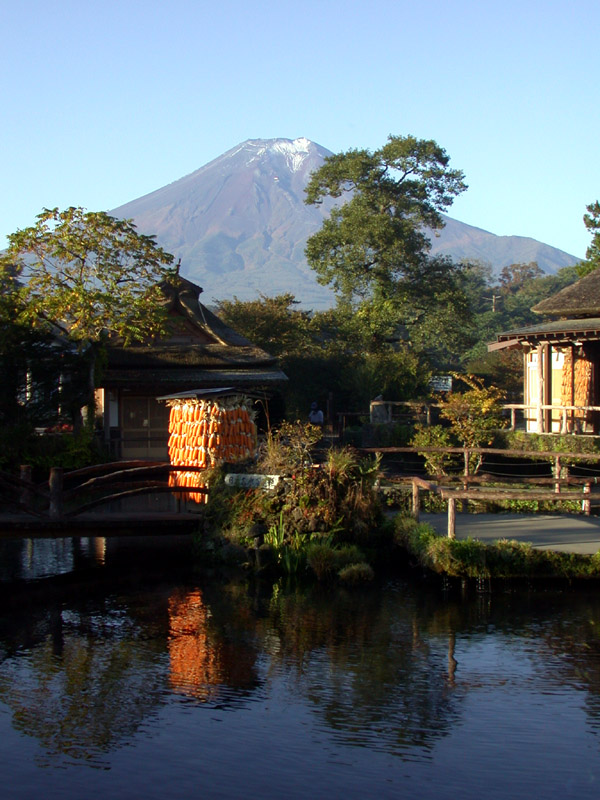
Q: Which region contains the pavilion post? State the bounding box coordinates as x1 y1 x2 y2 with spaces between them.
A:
537 344 545 433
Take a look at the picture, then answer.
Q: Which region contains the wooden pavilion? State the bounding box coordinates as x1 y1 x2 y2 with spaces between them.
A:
95 276 287 459
489 268 600 434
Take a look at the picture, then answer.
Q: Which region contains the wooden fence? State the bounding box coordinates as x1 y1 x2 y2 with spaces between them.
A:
369 444 600 538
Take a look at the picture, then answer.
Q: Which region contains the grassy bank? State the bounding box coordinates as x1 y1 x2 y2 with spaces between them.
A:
394 515 600 582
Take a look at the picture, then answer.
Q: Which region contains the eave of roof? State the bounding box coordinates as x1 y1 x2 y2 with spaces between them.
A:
488 317 600 351
102 367 288 388
105 343 278 369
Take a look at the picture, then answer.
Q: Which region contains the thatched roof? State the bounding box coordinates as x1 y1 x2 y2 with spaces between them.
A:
532 268 600 317
102 276 287 388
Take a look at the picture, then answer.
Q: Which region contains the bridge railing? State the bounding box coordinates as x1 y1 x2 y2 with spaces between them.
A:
0 462 208 520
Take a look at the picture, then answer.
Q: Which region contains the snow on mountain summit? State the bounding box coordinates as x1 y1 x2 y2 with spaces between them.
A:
271 137 313 172
225 137 324 173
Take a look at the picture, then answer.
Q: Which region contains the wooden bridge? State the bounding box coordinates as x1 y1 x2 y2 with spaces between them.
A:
0 461 206 536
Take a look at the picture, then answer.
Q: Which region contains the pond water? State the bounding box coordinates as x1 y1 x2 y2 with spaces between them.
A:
1 535 600 799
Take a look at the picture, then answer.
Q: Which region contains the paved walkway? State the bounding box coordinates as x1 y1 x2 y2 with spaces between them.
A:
422 512 600 555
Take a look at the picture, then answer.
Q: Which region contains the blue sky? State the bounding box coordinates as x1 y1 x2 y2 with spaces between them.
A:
2 0 598 259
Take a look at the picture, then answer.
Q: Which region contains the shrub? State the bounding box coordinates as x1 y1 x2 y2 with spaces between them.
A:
410 423 455 476
306 542 339 580
439 375 507 473
394 514 600 581
338 562 375 584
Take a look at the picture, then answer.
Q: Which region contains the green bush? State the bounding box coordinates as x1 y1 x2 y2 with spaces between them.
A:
410 423 456 476
361 422 413 448
394 513 600 580
338 562 375 584
306 542 339 580
306 541 367 581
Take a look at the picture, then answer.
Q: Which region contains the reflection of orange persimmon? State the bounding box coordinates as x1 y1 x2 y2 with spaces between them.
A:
167 588 257 700
168 589 222 700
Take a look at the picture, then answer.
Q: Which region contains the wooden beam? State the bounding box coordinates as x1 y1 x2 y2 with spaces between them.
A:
537 343 545 432
447 497 456 539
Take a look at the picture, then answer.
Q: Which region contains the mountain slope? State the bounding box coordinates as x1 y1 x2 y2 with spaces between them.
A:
430 216 578 273
111 138 579 309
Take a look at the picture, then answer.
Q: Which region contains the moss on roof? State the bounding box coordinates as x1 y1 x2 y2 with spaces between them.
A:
103 275 287 388
532 268 600 317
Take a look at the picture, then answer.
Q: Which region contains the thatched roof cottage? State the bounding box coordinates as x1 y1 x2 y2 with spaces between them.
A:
490 268 600 433
97 276 287 458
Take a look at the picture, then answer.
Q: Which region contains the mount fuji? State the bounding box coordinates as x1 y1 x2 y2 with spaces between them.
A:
111 137 579 309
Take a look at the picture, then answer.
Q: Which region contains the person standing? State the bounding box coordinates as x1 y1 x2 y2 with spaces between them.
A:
308 401 324 426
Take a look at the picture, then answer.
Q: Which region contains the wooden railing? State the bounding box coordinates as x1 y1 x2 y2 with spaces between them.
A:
366 399 600 435
501 403 600 433
363 444 600 480
401 474 600 539
0 462 207 520
369 444 600 538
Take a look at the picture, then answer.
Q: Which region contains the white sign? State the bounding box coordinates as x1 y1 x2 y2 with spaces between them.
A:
224 473 280 489
429 375 453 392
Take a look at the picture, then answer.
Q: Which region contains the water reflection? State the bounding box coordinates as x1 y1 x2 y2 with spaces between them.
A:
258 582 462 756
0 596 167 767
1 555 600 795
168 587 258 700
0 536 108 581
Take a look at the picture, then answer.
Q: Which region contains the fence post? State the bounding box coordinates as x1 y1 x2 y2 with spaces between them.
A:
463 448 470 477
19 465 33 508
554 456 561 494
583 482 591 515
461 449 470 512
447 497 456 539
49 467 64 519
412 480 420 522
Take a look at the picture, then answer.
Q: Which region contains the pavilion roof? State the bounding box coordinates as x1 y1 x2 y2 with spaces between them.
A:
532 268 600 317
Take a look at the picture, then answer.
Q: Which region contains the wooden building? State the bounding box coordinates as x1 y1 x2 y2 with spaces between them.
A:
96 276 287 459
489 268 600 434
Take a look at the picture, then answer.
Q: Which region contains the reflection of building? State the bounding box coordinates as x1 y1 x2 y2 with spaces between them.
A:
0 536 107 581
168 588 256 700
96 276 287 460
490 269 600 433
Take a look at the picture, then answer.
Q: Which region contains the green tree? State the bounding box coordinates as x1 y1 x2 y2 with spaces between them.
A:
577 201 600 276
440 375 507 472
460 263 580 393
304 134 467 305
498 261 543 293
0 207 177 422
215 293 311 359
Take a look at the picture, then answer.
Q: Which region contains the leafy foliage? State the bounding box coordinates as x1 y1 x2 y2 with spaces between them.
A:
205 424 387 576
304 135 466 304
215 293 311 358
577 201 600 276
0 207 177 437
303 135 471 374
0 206 177 347
410 423 456 477
440 375 507 449
409 376 507 475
